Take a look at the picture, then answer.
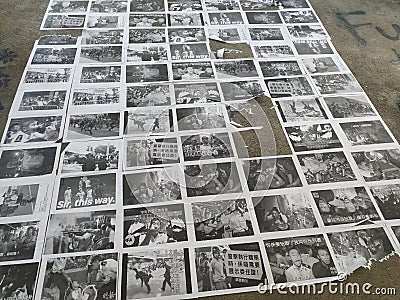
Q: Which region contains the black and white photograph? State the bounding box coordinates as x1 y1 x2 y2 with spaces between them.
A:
79 45 122 63
328 227 393 273
370 184 400 220
129 28 166 43
31 47 77 64
44 210 116 254
0 146 58 179
311 73 363 94
168 13 204 26
80 66 121 83
264 235 337 283
208 12 244 25
61 140 120 174
208 27 247 42
3 115 63 145
195 242 267 292
124 108 173 135
71 87 120 107
246 12 282 24
38 34 78 45
193 198 253 241
126 64 169 83
168 0 202 11
240 0 309 10
243 157 302 191
293 40 334 55
323 95 376 118
281 10 319 24
287 25 328 40
127 44 168 62
125 138 179 168
174 82 221 104
172 62 214 80
351 149 400 182
17 90 67 112
168 27 206 43
90 0 128 13
181 132 234 161
129 13 166 27
297 151 357 184
24 67 72 84
312 187 380 226
66 113 121 140
0 221 40 262
184 162 242 197
130 0 165 12
123 204 187 247
340 120 394 146
214 60 258 79
220 80 264 101
42 15 86 29
276 98 328 122
249 28 284 41
55 173 116 210
0 262 38 300
122 249 191 299
127 84 171 107
87 15 125 29
170 43 209 60
0 182 40 218
48 0 88 13
253 193 317 233
259 60 303 78
39 253 118 300
226 100 261 127
81 29 124 45
285 123 342 152
176 105 226 131
265 77 314 98
302 56 346 74
253 44 295 59
123 167 181 205
204 0 240 11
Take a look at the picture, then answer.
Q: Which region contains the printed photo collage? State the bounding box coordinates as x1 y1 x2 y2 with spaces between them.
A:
2 0 400 299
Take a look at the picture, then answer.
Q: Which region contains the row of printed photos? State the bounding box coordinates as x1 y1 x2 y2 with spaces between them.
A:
6 222 400 299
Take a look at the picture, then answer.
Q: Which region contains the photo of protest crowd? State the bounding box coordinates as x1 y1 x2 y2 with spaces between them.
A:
18 90 66 111
72 87 119 106
127 84 170 107
80 66 121 83
80 46 122 63
67 113 120 140
24 68 71 84
32 47 77 64
129 29 166 43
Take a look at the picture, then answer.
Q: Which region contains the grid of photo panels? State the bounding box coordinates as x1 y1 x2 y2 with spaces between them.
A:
3 0 400 299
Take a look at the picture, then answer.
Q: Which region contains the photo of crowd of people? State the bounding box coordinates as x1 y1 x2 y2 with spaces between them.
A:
67 113 120 140
41 253 118 300
252 193 317 233
129 14 166 27
125 138 179 168
123 167 181 205
127 45 168 62
129 28 166 43
195 242 267 292
174 82 220 104
370 184 400 220
312 187 380 225
246 11 282 24
122 249 190 298
45 210 116 254
72 87 120 106
130 0 164 12
168 27 206 43
328 227 393 273
253 44 295 59
351 149 400 182
293 40 334 55
276 98 327 123
0 183 39 218
208 12 244 25
18 90 67 111
127 84 171 107
170 43 210 60
124 204 187 247
90 0 128 13
3 116 62 144
126 64 169 83
168 13 204 26
214 60 258 79
168 0 202 11
244 157 302 191
184 162 242 197
287 24 327 40
81 29 124 45
281 10 318 23
193 198 253 241
182 132 233 161
265 235 337 283
31 47 77 64
0 147 58 179
0 263 38 300
298 151 357 184
220 80 264 101
323 95 376 118
266 77 314 98
43 15 86 29
48 1 88 13
0 221 39 262
208 28 247 42
80 66 121 83
302 56 345 74
240 0 309 10
176 105 226 131
340 121 394 146
312 73 363 95
204 0 240 11
87 15 125 29
38 34 77 45
259 60 303 78
124 108 172 135
24 68 71 84
172 62 214 80
249 28 284 41
80 46 122 63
